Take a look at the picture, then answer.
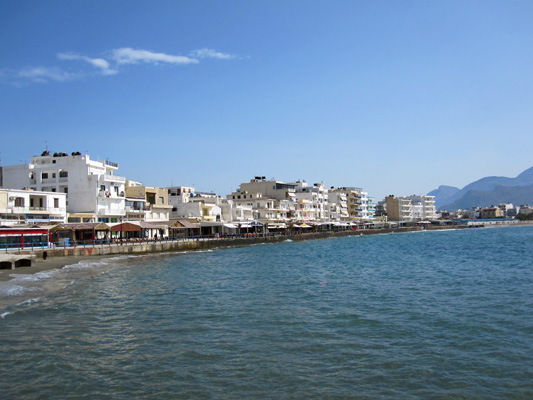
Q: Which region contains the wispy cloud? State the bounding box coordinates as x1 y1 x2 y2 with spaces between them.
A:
17 67 77 83
4 47 238 85
191 48 236 60
111 48 199 65
57 53 118 75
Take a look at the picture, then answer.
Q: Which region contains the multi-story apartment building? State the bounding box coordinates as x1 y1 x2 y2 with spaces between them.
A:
125 182 172 222
385 195 436 222
0 152 126 223
327 189 349 221
0 188 67 225
336 187 362 220
237 177 297 202
385 195 413 222
291 182 328 222
228 178 296 223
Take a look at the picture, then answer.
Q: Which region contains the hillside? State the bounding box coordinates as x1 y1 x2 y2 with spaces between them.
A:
429 166 533 210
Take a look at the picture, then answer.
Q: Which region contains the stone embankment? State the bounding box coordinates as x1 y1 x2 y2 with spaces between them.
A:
11 225 471 262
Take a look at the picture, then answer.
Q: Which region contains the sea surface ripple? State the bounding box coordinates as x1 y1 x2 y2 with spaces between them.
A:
1 226 532 399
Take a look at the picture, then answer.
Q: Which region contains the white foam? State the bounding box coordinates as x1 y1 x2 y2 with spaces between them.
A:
0 282 26 298
10 270 59 282
18 297 42 306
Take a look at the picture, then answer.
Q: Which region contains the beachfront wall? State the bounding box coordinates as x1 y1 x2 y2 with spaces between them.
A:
18 226 439 260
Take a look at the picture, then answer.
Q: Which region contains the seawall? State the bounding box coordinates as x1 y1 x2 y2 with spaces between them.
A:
15 226 441 261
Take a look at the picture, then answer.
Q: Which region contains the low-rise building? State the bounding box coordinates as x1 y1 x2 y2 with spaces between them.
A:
479 207 505 219
0 188 67 225
125 182 171 222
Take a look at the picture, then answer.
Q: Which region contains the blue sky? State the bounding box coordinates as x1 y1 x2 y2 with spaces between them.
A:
1 1 533 200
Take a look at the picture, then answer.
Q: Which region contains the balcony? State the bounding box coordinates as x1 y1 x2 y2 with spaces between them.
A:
105 160 119 168
125 205 151 212
101 174 126 183
10 206 66 214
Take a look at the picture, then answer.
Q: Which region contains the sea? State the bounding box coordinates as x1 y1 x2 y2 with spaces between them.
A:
1 226 532 399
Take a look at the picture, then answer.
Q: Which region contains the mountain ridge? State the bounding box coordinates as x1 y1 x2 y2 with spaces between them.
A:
429 166 533 210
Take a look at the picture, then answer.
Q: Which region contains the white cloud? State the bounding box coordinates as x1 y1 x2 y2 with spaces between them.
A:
111 48 199 65
17 67 76 83
191 48 236 60
3 47 237 85
57 53 118 75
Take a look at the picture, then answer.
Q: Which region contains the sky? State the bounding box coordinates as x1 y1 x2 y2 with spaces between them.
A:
1 0 533 200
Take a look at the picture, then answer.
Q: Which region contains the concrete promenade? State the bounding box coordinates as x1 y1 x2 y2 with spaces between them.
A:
3 226 448 264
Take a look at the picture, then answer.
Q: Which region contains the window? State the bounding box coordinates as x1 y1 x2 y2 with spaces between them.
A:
54 198 59 208
59 171 68 178
51 188 56 192
159 196 164 204
100 185 106 192
52 173 56 178
14 197 25 207
42 172 48 179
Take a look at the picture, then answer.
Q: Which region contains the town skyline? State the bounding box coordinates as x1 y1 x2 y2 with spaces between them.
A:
2 1 533 200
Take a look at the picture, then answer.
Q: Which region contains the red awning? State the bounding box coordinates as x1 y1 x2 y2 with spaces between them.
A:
111 222 141 232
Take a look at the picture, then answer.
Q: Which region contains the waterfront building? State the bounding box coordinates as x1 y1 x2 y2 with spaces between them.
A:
0 188 67 226
291 181 328 222
479 207 505 219
125 182 172 222
167 186 222 222
385 195 413 222
228 178 295 223
518 205 533 215
327 189 349 222
385 195 437 222
0 152 126 223
366 195 376 220
336 187 362 220
236 177 297 202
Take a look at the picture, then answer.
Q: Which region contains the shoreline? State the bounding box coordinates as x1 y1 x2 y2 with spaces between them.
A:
2 222 527 283
0 254 117 282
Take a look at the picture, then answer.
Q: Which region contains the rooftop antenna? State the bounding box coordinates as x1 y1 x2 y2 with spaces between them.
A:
45 140 48 153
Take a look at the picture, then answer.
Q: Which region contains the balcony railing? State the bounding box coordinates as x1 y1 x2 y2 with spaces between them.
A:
8 206 66 213
101 174 126 183
105 160 119 168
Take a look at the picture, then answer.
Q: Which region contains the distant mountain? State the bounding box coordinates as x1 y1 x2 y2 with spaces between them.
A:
429 166 533 211
427 185 460 208
442 184 533 211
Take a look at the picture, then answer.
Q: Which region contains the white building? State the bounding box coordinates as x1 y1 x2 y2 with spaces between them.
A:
1 152 126 223
167 186 223 222
0 188 67 225
227 178 295 223
291 181 328 222
327 189 349 221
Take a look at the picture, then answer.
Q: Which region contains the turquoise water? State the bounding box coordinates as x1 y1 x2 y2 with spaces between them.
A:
1 226 532 398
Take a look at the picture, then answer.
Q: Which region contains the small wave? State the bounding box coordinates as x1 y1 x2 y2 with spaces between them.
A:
285 239 293 242
18 297 43 306
1 310 14 319
63 259 111 270
0 282 25 298
10 270 59 282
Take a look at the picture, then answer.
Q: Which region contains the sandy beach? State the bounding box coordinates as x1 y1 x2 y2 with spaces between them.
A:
0 254 113 282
